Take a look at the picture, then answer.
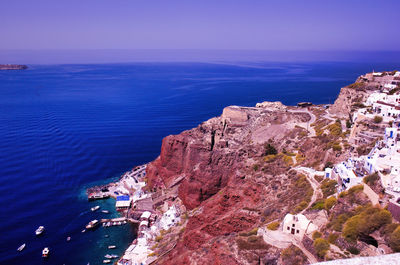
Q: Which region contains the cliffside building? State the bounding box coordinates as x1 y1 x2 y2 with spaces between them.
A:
282 213 317 239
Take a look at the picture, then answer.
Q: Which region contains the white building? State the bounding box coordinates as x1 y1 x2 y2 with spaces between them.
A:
325 168 333 179
373 101 400 119
384 83 397 90
282 213 317 239
395 71 400 77
333 159 363 191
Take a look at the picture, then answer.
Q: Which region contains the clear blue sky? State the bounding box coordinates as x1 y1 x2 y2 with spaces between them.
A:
1 0 399 51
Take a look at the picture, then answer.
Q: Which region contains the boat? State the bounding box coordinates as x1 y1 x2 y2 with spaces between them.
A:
101 210 109 214
35 226 45 236
104 234 109 238
105 254 118 259
108 245 116 249
42 247 49 258
17 243 26 252
104 254 113 259
91 205 100 211
103 260 111 264
110 254 118 259
85 219 99 230
81 229 86 233
67 236 71 242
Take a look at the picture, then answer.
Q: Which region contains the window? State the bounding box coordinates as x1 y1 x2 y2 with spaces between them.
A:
292 224 295 227
287 227 290 230
297 230 299 233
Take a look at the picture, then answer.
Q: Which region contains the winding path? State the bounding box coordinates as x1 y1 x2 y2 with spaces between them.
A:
288 108 317 137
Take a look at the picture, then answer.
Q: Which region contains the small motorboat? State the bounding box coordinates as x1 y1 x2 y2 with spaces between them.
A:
35 226 45 236
17 243 26 252
91 205 100 211
67 236 71 242
108 245 116 249
42 247 49 258
103 259 111 263
101 210 109 214
85 219 99 230
104 254 113 259
81 229 86 233
104 234 109 238
110 254 118 259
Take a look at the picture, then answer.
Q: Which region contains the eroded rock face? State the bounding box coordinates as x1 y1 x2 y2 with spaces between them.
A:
145 101 355 264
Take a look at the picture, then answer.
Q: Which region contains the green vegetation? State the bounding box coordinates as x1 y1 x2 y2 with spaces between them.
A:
311 199 325 210
347 82 365 89
324 196 337 211
346 119 352 128
267 222 280 231
264 143 277 155
347 246 360 255
388 226 400 252
239 227 258 236
388 87 400 95
374 115 383 123
313 238 330 258
281 245 308 265
282 154 294 166
312 231 322 240
236 235 269 250
327 121 342 137
364 173 379 185
332 144 342 152
291 175 313 213
252 164 260 171
321 179 338 198
352 103 366 108
342 205 392 242
328 233 339 244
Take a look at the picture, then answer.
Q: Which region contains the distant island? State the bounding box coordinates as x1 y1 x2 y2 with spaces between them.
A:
0 64 28 70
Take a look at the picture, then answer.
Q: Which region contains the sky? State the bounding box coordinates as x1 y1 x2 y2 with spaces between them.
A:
1 0 400 51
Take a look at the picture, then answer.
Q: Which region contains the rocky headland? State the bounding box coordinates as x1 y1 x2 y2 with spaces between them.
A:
99 70 400 265
0 64 28 70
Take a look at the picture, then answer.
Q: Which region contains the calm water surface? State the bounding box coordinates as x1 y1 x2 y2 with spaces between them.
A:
1 62 399 264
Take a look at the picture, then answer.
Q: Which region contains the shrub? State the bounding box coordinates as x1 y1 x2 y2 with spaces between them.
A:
327 121 342 137
332 144 342 152
328 233 339 244
343 215 361 242
253 164 260 171
236 236 269 250
313 238 330 258
281 245 308 265
267 221 280 231
282 154 294 166
311 200 326 210
264 154 277 162
364 173 379 185
321 179 338 198
374 115 383 123
312 231 322 240
346 120 352 128
264 143 277 155
389 226 400 252
347 246 360 255
239 227 259 236
325 196 337 211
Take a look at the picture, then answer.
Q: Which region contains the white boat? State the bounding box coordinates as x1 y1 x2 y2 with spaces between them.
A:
67 236 71 242
101 210 109 214
110 254 118 259
42 247 49 258
17 243 26 252
108 245 116 249
103 259 111 263
105 254 118 259
35 226 45 236
91 205 100 211
85 219 99 229
81 229 86 233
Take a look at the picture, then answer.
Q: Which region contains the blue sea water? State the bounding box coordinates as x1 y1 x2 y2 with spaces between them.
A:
1 61 400 264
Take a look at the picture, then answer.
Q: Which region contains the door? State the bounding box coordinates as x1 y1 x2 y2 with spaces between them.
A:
291 228 295 234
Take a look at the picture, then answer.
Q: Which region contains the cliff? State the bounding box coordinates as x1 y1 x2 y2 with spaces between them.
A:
146 101 350 264
0 64 28 70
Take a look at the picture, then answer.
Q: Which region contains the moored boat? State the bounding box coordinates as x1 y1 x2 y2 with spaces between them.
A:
91 205 100 211
101 210 109 214
108 245 116 249
42 247 49 258
85 219 99 230
67 236 71 242
103 259 111 263
17 243 26 252
35 226 45 236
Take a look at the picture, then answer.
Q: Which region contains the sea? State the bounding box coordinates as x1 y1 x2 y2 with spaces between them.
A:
1 59 400 264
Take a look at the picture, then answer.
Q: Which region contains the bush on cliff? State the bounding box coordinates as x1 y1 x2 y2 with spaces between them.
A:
388 226 400 252
325 196 337 211
236 236 269 250
267 221 280 231
264 143 277 155
281 245 308 265
313 238 330 258
321 179 337 198
374 115 383 123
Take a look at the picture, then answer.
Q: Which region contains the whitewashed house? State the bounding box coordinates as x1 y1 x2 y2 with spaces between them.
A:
373 101 400 119
282 213 317 239
333 159 363 190
384 83 397 90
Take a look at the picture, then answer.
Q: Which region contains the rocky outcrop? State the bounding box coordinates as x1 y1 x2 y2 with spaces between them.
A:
329 86 370 118
0 64 28 70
